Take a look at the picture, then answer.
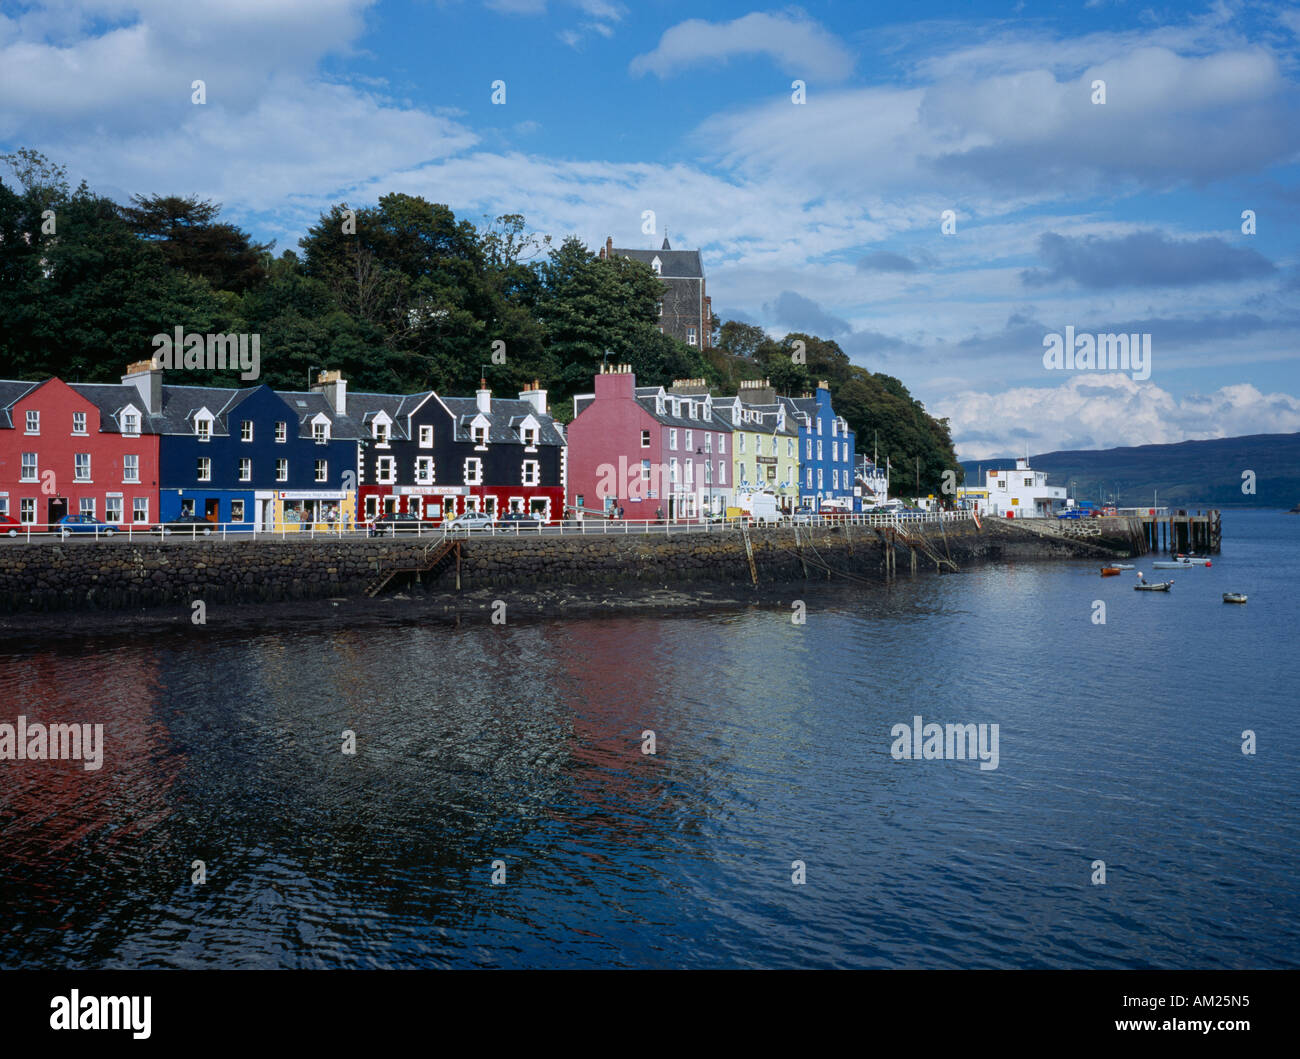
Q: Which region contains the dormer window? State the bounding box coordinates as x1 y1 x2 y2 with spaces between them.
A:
651 255 662 275
122 412 139 435
313 421 329 444
196 416 212 442
374 422 389 444
472 424 488 446
523 427 538 447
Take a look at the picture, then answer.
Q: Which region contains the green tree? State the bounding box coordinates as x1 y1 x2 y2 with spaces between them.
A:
120 194 272 293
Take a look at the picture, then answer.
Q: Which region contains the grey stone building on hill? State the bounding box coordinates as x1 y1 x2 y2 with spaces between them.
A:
600 235 712 350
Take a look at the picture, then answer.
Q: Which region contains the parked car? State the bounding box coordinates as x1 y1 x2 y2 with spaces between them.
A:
0 514 23 536
790 506 815 524
499 511 543 529
368 512 438 536
57 514 116 536
1056 509 1085 520
447 512 495 532
156 515 215 536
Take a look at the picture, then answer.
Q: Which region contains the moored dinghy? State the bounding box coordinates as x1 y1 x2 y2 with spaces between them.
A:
1100 566 1121 576
1134 572 1174 592
1223 592 1248 604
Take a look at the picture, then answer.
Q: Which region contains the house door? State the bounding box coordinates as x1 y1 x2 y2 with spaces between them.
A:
262 499 276 530
47 497 67 528
204 498 220 523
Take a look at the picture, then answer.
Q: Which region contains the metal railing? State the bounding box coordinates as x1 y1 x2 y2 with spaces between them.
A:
1 509 972 544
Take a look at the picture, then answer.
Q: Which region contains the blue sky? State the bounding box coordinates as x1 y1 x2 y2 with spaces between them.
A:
2 0 1298 458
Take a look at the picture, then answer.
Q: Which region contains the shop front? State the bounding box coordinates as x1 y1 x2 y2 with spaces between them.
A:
274 489 355 531
395 485 468 522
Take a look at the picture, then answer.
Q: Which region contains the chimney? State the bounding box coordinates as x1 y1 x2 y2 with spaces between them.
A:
738 378 776 405
122 360 163 415
668 377 709 395
311 369 347 415
817 379 830 390
519 378 547 415
477 378 492 415
605 235 613 260
595 362 635 399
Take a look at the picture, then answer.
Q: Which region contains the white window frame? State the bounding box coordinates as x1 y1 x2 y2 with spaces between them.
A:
197 457 211 482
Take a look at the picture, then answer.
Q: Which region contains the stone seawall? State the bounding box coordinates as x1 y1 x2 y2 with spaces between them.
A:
0 517 1143 614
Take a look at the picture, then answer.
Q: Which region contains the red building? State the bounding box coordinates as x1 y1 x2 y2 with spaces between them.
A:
0 377 160 530
568 365 728 521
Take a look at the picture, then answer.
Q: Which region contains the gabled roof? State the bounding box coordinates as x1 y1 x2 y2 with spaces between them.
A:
65 382 160 435
440 396 564 446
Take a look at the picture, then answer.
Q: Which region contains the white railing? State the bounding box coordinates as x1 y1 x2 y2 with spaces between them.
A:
1 509 971 544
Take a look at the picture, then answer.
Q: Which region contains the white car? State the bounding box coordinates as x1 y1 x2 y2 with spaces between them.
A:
448 512 495 531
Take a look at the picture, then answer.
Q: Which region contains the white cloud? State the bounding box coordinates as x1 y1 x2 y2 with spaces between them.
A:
936 376 1300 459
630 12 854 81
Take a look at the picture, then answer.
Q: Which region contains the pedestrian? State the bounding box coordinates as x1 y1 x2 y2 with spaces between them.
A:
656 506 663 523
617 505 625 520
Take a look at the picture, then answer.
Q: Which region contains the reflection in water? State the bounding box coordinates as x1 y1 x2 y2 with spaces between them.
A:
0 510 1297 968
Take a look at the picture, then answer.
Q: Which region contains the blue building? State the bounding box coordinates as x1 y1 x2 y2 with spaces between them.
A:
781 381 858 511
119 362 364 530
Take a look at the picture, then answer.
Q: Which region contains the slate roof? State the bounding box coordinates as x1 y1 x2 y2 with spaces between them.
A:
611 246 704 279
69 382 162 435
0 379 43 429
440 396 564 447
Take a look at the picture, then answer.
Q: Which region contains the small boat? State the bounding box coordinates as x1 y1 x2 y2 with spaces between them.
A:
1222 592 1247 604
1174 554 1213 566
1134 573 1173 591
1153 558 1210 569
1111 563 1135 570
1100 566 1121 577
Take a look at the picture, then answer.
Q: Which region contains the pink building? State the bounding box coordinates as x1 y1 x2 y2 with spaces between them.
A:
568 365 730 521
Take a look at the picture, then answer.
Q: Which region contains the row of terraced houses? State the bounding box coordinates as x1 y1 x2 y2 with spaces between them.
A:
0 360 874 531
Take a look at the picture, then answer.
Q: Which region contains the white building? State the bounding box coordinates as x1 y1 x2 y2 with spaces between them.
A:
986 457 1066 517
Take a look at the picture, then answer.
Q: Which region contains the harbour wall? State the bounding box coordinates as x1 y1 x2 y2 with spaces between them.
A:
0 516 1146 614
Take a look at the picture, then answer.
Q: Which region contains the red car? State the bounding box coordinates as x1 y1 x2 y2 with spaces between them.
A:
0 514 24 537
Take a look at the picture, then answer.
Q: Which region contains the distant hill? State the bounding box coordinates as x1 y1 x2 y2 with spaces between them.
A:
960 432 1300 509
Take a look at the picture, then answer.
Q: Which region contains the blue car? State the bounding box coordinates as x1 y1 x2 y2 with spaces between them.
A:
57 514 117 536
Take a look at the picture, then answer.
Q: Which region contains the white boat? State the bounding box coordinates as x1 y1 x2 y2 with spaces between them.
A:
1222 592 1247 604
1111 563 1135 570
1135 573 1173 591
1174 554 1213 566
1153 558 1211 569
